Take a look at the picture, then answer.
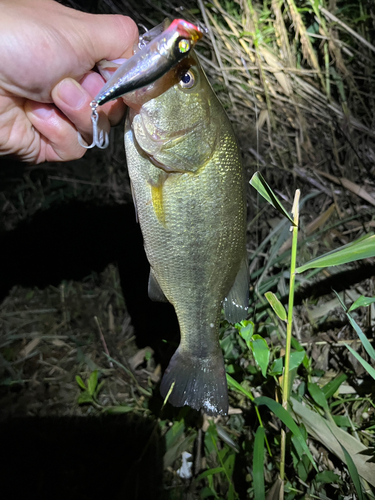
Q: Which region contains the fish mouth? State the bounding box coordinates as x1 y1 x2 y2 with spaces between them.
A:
133 110 199 171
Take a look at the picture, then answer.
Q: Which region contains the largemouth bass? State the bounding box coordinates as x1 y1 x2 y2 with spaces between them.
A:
120 33 249 415
96 20 249 415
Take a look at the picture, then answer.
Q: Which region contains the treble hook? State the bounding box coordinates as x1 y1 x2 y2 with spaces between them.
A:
138 23 149 50
78 100 109 150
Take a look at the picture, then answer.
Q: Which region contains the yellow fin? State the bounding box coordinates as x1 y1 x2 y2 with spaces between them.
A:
151 183 166 225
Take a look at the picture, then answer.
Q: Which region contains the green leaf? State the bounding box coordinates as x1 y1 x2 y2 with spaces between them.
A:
223 452 235 478
291 424 308 461
289 350 306 371
339 442 365 500
315 470 341 484
349 295 375 312
96 380 105 396
104 405 134 414
77 392 94 404
344 343 375 380
75 375 86 390
200 486 219 499
333 289 347 311
216 424 239 452
253 427 265 500
332 415 352 427
268 351 305 376
238 320 254 343
165 419 185 451
249 172 296 225
296 234 375 273
197 467 224 481
255 396 317 471
226 374 254 401
87 370 98 396
308 382 329 412
322 373 347 399
249 335 270 377
264 292 287 321
228 483 235 500
347 314 375 361
269 357 283 376
296 454 310 482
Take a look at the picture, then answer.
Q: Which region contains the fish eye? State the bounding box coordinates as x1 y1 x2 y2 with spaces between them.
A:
179 69 196 89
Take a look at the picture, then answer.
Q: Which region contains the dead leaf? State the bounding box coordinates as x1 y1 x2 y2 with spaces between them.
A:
260 47 292 96
265 477 283 500
291 398 375 486
279 203 336 253
128 347 154 371
312 168 375 206
19 338 41 358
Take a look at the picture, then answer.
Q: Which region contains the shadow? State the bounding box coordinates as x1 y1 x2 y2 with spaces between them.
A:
0 199 179 361
0 414 165 500
294 264 375 306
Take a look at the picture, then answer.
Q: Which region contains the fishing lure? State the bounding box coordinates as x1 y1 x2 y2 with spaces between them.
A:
79 19 202 149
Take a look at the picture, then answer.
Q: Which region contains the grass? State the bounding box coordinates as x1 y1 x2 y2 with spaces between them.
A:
1 0 375 498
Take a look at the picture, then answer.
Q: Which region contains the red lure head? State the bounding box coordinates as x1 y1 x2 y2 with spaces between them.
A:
168 19 203 43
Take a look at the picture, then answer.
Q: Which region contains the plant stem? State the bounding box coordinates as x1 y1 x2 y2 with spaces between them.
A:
279 189 300 493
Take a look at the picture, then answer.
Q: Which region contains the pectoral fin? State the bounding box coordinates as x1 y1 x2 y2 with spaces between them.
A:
148 268 168 302
223 255 249 324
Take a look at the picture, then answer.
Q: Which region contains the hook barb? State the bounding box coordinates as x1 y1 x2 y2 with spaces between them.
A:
78 100 110 150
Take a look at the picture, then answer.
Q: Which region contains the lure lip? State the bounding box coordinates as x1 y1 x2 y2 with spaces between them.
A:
94 18 203 107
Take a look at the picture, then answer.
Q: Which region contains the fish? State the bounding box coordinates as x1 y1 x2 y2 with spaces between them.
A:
117 21 249 416
94 19 202 106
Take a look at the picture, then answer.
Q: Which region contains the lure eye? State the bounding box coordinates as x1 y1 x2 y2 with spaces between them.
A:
179 69 196 89
178 39 191 54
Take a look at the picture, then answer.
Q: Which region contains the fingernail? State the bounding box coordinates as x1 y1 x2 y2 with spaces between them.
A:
56 78 86 109
31 104 54 119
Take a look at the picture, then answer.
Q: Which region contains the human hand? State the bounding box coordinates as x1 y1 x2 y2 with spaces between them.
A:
0 0 138 163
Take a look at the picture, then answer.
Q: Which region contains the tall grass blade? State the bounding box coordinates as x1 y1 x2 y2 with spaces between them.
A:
227 374 272 456
253 426 266 500
227 373 254 401
349 295 375 312
250 172 296 225
296 234 375 273
339 442 365 500
197 467 224 481
344 343 375 381
346 315 375 361
308 382 329 413
322 373 347 399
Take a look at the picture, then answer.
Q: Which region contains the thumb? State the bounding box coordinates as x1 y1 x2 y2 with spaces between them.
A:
80 13 139 65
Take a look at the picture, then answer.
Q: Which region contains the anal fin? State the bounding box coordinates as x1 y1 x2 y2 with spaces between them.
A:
223 254 249 324
148 268 168 303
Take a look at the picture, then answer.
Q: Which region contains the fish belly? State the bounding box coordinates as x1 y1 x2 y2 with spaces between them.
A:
125 120 246 415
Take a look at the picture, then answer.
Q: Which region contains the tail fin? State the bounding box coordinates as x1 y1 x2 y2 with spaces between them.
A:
160 348 228 416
